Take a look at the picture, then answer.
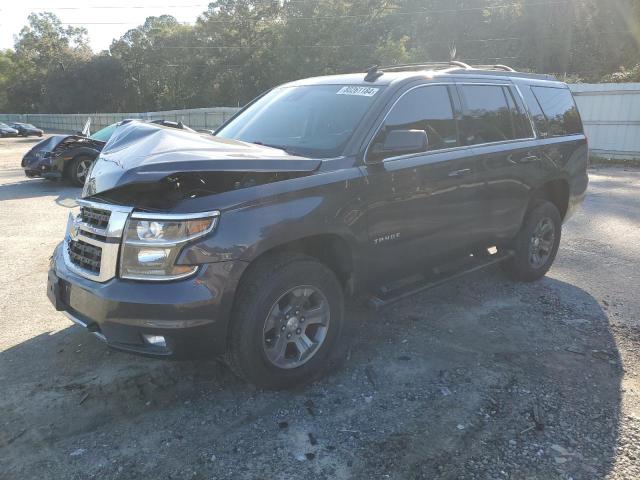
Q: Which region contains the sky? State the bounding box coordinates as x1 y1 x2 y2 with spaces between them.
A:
0 1 210 52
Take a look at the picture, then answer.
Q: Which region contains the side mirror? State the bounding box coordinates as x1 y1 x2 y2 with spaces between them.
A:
368 129 428 163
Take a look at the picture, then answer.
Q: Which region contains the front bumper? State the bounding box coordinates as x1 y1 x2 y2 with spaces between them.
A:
48 243 248 358
22 155 61 179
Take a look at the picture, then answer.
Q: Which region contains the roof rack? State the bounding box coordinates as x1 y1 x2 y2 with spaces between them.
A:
375 61 519 73
376 61 472 72
363 61 555 82
472 64 516 72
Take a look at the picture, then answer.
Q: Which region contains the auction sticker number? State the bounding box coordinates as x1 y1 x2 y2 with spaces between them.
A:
336 86 379 97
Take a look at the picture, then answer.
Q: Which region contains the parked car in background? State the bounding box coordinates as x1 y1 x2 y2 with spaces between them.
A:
0 122 19 137
21 119 196 186
10 122 44 137
47 62 588 388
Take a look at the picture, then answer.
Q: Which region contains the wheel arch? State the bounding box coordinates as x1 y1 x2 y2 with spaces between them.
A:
530 178 570 220
238 233 358 296
59 148 100 176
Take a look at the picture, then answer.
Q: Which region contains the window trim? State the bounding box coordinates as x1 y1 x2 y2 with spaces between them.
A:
512 83 539 139
364 82 463 164
365 81 537 165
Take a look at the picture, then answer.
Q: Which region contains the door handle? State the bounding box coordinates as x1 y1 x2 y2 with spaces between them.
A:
448 168 472 177
514 155 539 164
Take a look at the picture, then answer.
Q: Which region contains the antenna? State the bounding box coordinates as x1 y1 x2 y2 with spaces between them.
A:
448 41 457 62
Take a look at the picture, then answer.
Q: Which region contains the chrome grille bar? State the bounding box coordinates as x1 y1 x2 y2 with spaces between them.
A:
63 200 133 282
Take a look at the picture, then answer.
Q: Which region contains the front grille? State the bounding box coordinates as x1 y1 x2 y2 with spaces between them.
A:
64 201 133 282
68 239 102 274
81 206 111 230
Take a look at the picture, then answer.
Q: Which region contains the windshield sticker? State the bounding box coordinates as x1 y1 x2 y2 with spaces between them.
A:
336 86 379 97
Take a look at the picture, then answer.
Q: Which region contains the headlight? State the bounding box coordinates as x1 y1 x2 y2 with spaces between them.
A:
120 211 219 281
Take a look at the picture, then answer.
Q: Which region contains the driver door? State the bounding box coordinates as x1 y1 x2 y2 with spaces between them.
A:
362 84 485 282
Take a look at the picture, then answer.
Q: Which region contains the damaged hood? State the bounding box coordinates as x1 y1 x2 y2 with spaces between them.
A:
27 135 68 154
82 121 321 198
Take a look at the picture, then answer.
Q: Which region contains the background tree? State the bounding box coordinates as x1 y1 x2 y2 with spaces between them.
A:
0 0 638 114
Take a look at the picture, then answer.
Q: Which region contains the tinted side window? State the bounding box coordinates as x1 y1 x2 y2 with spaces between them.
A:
531 86 583 136
518 85 548 136
370 85 458 160
504 87 534 139
460 84 524 144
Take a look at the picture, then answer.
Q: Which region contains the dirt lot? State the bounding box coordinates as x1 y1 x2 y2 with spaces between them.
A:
1 135 639 480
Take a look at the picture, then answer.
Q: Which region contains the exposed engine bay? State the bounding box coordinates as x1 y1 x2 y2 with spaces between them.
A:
82 120 322 208
51 136 105 156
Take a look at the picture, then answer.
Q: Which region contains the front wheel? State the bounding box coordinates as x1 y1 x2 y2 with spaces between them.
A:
226 253 345 389
502 201 562 282
67 155 94 187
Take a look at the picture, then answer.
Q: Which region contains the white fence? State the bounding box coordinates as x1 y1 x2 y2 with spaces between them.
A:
1 84 639 160
0 107 240 133
569 83 640 160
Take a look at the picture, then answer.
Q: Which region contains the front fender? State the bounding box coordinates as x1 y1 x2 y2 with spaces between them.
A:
176 170 369 275
52 147 100 173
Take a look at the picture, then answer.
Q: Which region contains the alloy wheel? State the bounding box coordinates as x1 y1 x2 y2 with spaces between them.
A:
76 159 92 183
529 217 555 269
262 286 330 369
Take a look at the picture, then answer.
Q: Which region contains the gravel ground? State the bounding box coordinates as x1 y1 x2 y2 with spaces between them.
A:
0 136 639 480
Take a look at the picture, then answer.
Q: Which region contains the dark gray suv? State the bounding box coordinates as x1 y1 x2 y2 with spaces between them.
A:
47 62 588 388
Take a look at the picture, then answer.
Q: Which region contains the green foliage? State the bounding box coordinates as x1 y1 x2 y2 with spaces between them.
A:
602 65 640 83
1 1 639 113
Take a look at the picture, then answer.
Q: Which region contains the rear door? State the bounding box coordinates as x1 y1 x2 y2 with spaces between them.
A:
456 82 539 244
362 83 485 281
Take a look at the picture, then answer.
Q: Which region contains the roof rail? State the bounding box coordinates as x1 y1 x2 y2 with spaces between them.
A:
471 64 516 72
376 61 472 72
364 65 384 82
361 62 556 82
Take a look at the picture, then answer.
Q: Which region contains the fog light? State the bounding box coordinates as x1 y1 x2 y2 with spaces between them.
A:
143 334 166 347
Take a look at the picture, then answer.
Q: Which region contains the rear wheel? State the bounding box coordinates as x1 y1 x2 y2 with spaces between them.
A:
226 253 345 389
67 155 94 187
502 200 562 282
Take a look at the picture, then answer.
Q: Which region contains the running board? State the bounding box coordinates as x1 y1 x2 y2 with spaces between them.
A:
367 250 514 309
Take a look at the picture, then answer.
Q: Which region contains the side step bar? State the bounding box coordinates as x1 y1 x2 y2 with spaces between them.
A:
367 250 514 309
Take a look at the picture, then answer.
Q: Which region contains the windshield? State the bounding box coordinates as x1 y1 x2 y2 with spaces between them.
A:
0 123 9 128
216 84 383 157
89 124 117 142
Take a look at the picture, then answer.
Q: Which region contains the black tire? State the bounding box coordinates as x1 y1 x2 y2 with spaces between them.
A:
503 200 562 282
67 155 94 187
226 252 345 389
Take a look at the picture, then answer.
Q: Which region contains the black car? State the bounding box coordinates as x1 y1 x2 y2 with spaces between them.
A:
47 62 588 388
22 119 196 186
10 122 43 137
0 122 19 137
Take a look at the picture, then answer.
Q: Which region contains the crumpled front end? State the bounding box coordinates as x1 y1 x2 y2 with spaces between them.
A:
22 135 66 179
22 151 57 178
81 120 321 202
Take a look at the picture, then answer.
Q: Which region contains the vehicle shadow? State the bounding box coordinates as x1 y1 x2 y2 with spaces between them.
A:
0 272 624 479
0 177 79 204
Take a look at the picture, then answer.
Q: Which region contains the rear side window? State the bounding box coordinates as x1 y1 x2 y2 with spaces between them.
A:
460 84 532 144
531 86 582 137
371 85 459 159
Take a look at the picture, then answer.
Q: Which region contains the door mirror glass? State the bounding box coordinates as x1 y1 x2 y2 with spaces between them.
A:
369 129 428 163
